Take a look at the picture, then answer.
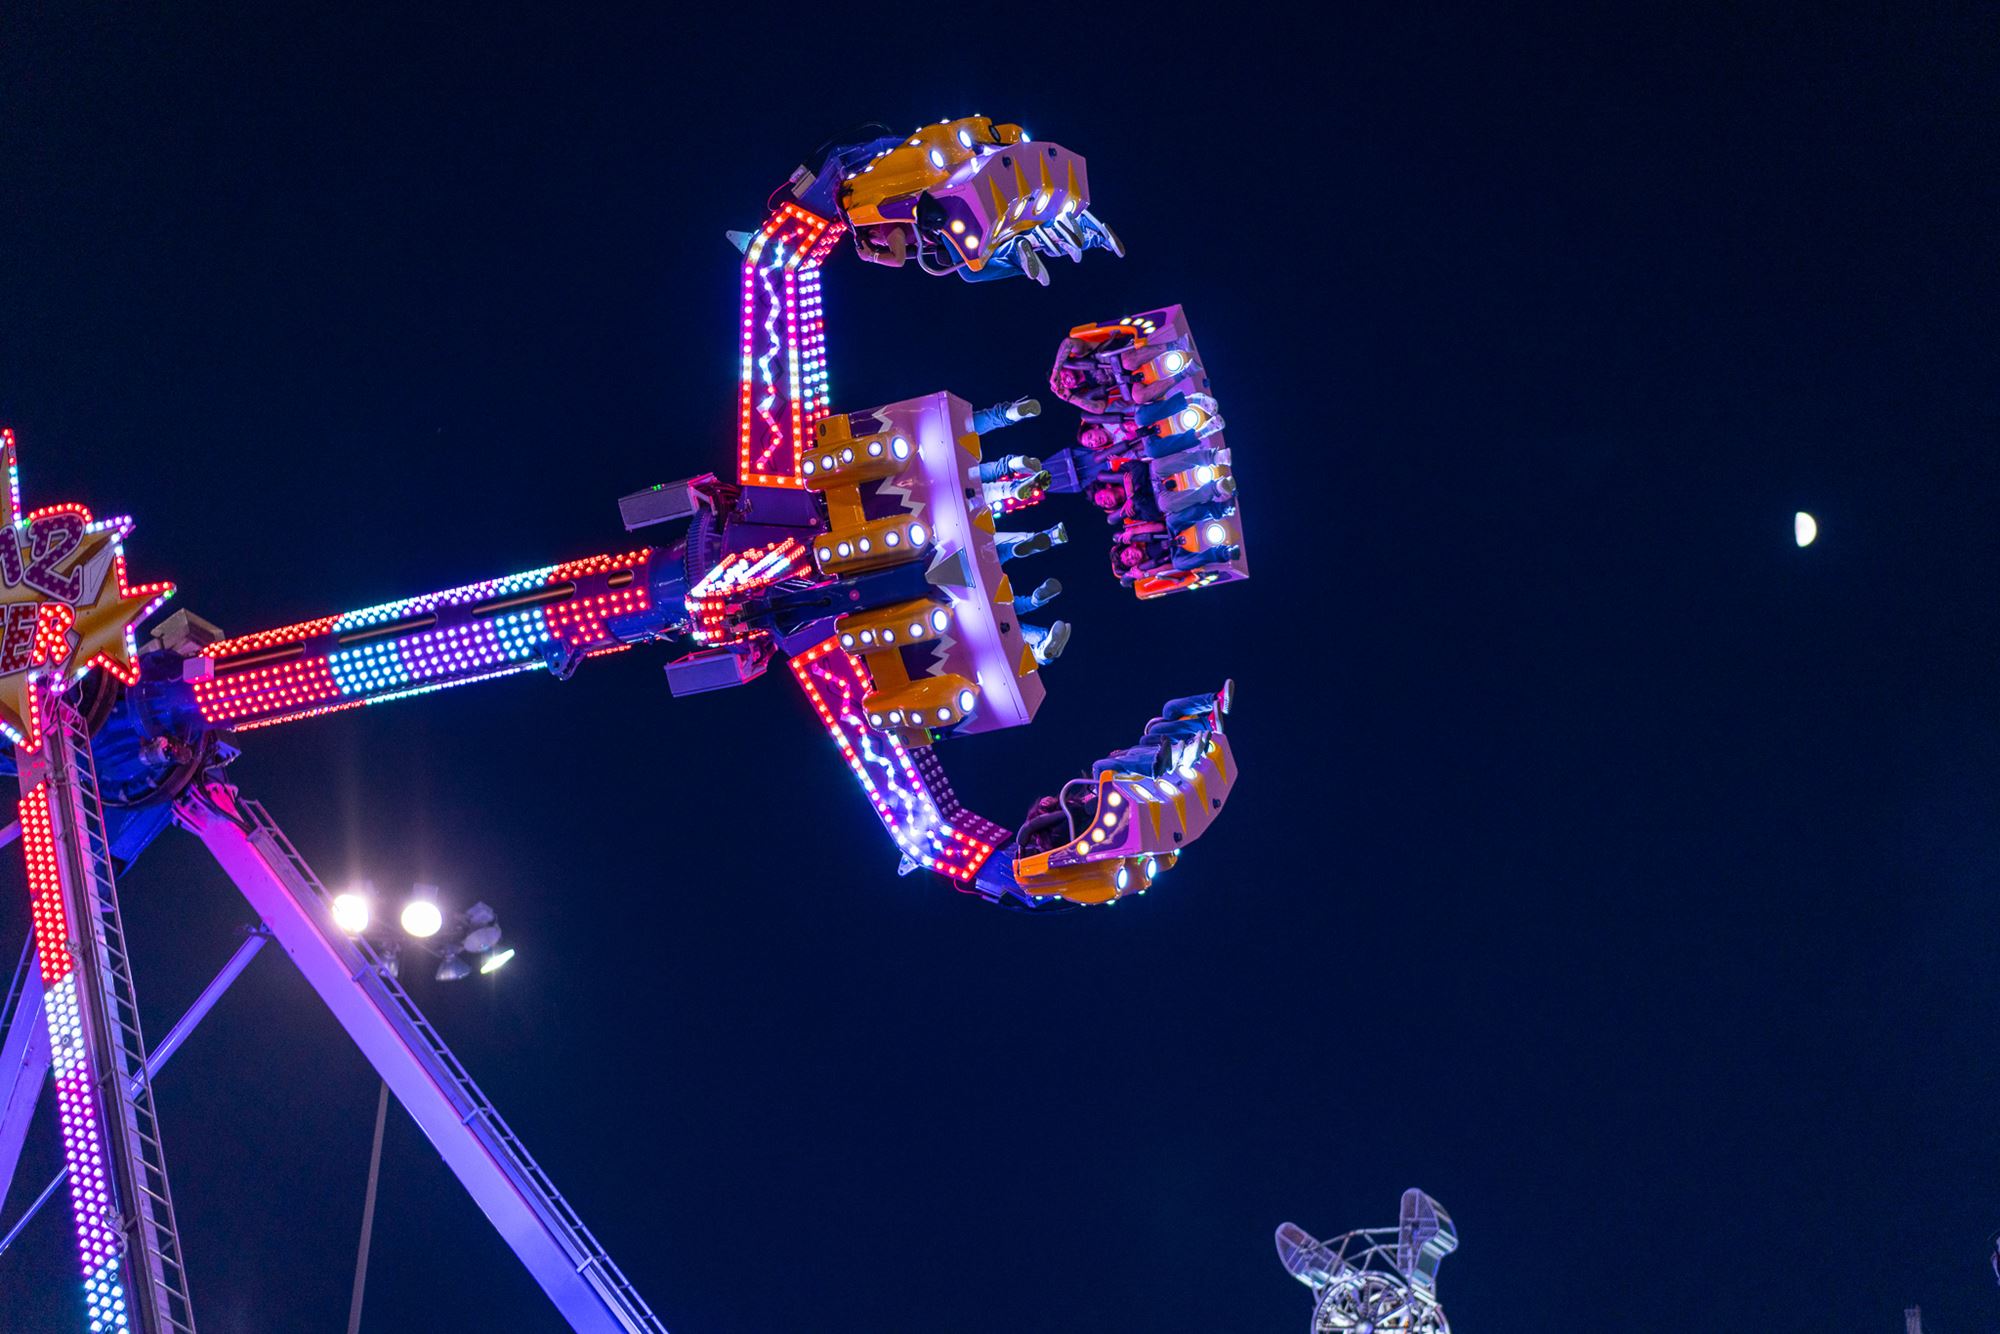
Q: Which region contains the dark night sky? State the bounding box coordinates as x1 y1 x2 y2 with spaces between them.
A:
1 5 1994 1331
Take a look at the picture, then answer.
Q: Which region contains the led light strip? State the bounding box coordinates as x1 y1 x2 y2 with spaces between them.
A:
20 781 133 1330
752 240 787 471
195 550 655 728
0 488 176 751
333 566 558 631
686 539 810 646
736 203 842 487
789 638 995 881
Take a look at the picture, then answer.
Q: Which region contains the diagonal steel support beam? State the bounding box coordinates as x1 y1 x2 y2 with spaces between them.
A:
174 782 668 1334
0 934 50 1212
0 930 267 1260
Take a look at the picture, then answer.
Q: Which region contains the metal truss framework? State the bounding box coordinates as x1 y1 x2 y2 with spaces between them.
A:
0 766 667 1334
1277 1189 1459 1334
177 785 666 1333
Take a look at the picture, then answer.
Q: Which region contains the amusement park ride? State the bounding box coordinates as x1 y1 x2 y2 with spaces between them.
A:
0 116 1247 1331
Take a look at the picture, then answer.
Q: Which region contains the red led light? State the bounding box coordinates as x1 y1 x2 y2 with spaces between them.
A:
549 550 651 581
788 638 995 880
204 616 340 660
18 782 75 985
194 549 660 729
194 656 343 723
738 204 845 489
688 539 811 646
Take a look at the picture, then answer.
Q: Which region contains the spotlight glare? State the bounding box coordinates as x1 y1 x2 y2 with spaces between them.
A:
479 948 517 975
400 899 443 939
330 892 370 935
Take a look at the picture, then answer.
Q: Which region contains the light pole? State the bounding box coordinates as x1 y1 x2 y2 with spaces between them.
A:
346 1081 389 1334
333 880 517 1331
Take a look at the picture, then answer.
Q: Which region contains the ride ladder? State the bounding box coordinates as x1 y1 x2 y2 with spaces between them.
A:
42 698 198 1332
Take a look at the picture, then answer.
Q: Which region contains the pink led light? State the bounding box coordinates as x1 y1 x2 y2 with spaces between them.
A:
788 638 995 881
195 550 656 729
737 204 843 488
19 782 128 1286
687 539 810 646
228 699 367 732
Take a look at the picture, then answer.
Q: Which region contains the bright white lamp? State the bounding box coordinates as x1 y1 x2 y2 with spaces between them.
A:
330 892 370 935
400 895 443 940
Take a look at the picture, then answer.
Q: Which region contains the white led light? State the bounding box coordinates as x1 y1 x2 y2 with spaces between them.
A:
330 892 370 935
908 523 927 546
1204 522 1229 546
885 530 900 547
931 608 949 631
957 688 975 711
891 436 910 459
928 148 945 168
400 900 443 940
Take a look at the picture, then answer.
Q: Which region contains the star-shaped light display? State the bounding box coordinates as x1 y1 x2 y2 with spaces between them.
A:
0 429 174 749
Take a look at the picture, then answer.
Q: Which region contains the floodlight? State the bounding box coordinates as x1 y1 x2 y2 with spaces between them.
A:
400 885 443 940
462 923 502 954
461 902 502 953
330 892 371 935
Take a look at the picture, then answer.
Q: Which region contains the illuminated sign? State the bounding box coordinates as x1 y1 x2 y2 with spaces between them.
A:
0 430 175 748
